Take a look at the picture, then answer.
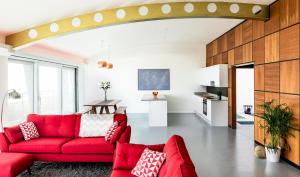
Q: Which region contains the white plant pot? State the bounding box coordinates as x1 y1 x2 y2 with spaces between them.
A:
265 147 281 163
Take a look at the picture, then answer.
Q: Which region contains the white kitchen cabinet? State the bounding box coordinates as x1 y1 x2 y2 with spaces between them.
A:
199 64 228 87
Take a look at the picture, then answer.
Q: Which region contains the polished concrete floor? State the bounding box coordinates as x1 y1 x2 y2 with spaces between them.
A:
128 113 300 177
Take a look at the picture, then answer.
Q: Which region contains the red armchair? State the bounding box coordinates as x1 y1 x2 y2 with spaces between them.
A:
111 135 198 177
0 114 131 163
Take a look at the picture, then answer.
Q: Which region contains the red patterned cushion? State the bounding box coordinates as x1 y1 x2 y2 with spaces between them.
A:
19 122 39 141
131 148 166 177
105 121 118 141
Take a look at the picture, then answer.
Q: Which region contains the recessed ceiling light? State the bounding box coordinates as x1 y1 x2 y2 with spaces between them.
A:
161 4 172 14
50 23 59 32
230 4 240 14
207 3 217 13
139 6 149 16
94 13 103 22
252 5 262 14
28 29 38 39
116 9 126 19
72 17 81 27
184 3 194 13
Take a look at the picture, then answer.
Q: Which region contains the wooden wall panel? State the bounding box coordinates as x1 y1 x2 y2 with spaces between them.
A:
280 24 300 61
207 43 213 58
227 30 235 50
228 49 234 67
253 38 265 65
242 20 253 44
265 1 280 35
242 42 253 63
280 94 300 130
253 20 265 40
255 65 264 91
265 32 279 63
222 52 228 64
280 60 300 94
206 57 213 67
255 91 265 114
280 0 300 29
254 116 265 144
235 25 243 47
212 40 218 56
283 130 300 165
265 63 280 92
234 46 243 65
218 34 228 53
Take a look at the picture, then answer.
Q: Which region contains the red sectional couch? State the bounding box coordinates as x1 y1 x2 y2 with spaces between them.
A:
0 114 131 163
110 135 198 177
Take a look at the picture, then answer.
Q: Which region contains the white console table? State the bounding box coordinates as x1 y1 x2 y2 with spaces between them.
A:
141 94 167 127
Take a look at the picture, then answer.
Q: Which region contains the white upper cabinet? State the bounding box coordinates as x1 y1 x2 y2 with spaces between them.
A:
199 64 228 87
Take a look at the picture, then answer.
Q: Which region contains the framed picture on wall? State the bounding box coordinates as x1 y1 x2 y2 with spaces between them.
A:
138 69 170 90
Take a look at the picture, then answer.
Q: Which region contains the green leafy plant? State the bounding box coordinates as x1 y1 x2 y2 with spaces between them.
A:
258 100 293 150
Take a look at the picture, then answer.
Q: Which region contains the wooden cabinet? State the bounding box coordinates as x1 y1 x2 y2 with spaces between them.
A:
265 63 280 92
283 130 300 165
213 54 222 65
253 20 265 40
254 116 265 144
265 32 279 63
242 42 252 63
280 24 299 61
242 20 253 44
255 91 265 114
265 1 280 35
280 60 300 94
255 65 264 91
227 30 235 50
234 46 243 65
207 43 213 58
280 0 300 29
228 68 232 87
253 38 265 65
280 94 300 130
235 25 243 47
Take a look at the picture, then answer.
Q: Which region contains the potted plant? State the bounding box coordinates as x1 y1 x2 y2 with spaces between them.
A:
258 100 293 162
100 81 111 101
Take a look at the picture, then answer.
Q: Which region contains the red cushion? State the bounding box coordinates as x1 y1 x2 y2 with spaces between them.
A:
118 126 131 144
161 135 197 177
62 137 115 154
0 153 33 177
27 114 78 138
110 170 135 177
113 142 165 170
9 138 71 153
110 122 126 144
114 114 127 124
4 126 24 143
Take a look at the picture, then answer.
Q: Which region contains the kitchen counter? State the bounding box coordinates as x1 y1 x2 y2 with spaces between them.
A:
194 92 228 101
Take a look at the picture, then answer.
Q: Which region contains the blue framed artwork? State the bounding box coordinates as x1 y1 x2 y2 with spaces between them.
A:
138 69 170 90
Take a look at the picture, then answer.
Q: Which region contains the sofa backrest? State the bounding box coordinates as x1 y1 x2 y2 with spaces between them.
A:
159 135 198 177
27 114 80 138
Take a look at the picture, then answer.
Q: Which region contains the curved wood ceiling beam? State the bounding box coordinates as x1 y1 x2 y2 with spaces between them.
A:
6 2 269 48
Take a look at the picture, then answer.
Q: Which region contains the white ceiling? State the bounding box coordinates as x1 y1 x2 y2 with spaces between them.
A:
0 0 275 35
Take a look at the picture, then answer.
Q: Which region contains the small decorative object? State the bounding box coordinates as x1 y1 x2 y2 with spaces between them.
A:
98 60 107 68
254 145 266 158
107 63 113 69
217 91 222 100
100 81 111 101
152 91 158 97
243 105 253 114
258 100 293 163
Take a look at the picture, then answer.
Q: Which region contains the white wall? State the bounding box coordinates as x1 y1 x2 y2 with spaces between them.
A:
83 43 206 113
0 46 9 130
236 68 254 114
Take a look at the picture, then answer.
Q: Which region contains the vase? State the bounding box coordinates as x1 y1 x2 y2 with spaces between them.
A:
104 90 107 101
265 147 281 162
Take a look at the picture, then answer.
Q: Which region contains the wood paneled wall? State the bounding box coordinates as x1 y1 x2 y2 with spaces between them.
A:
206 0 300 166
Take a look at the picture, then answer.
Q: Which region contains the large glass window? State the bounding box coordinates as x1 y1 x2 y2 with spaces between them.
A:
7 58 77 119
7 60 34 122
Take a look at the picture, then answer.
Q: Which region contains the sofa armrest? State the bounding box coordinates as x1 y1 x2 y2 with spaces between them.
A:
118 126 131 143
0 133 10 152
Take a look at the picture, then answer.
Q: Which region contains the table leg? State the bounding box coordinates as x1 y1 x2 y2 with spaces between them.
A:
27 168 32 175
91 106 97 114
114 105 118 112
104 106 110 114
100 106 104 114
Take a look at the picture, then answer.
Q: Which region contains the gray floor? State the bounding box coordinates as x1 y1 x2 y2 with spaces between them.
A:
128 113 300 177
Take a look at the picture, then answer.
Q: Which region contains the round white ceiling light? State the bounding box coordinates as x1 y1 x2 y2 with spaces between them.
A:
252 5 262 14
72 17 81 27
50 23 59 32
230 4 240 14
184 3 194 13
116 9 126 19
28 29 38 39
161 4 172 14
94 13 103 22
139 6 149 16
207 3 217 13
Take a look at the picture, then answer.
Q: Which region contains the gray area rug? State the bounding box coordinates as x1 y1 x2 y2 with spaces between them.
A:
18 162 112 177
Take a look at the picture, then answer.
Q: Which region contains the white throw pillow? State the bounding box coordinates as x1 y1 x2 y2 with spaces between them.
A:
79 114 114 137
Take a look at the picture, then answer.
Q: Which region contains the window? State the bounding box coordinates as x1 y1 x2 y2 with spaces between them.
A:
7 60 34 122
7 57 77 120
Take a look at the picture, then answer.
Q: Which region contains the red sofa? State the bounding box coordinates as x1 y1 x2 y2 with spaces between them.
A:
0 114 131 163
110 135 198 177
